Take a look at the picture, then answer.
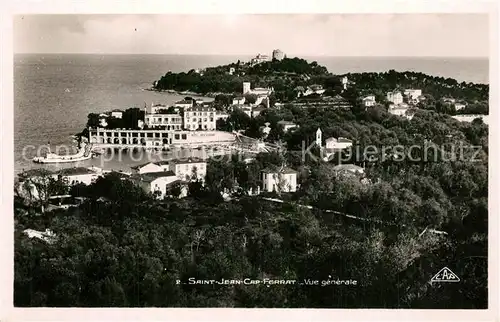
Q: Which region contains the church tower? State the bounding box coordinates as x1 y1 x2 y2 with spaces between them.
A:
316 128 322 147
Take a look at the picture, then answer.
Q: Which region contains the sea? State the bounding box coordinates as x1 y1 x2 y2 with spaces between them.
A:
14 54 489 175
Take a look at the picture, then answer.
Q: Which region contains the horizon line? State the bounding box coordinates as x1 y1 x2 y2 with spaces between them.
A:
13 52 490 59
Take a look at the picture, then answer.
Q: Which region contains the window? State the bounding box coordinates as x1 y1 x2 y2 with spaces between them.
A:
181 134 187 140
175 134 180 140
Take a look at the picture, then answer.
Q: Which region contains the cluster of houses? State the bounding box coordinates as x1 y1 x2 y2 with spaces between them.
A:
231 81 274 118
20 125 365 202
144 99 230 131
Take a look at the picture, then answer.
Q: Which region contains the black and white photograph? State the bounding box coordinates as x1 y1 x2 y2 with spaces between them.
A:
3 2 497 317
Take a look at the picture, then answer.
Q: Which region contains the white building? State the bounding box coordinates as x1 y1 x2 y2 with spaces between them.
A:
262 167 298 193
342 76 348 90
131 162 164 175
325 137 353 150
242 82 273 96
195 98 205 105
90 128 237 148
388 103 409 117
316 128 322 146
174 100 194 109
171 157 207 181
300 84 326 97
454 103 466 111
404 89 422 101
215 111 229 122
250 53 270 66
110 109 124 119
137 120 144 129
23 229 55 243
233 96 246 105
363 95 376 107
150 103 168 114
254 95 269 107
452 114 489 125
387 91 403 104
183 106 217 130
388 104 415 120
55 167 103 185
145 113 183 130
99 115 108 127
277 120 297 132
241 107 253 118
272 49 285 61
260 123 272 137
332 164 365 177
229 67 235 75
252 106 266 118
132 171 179 199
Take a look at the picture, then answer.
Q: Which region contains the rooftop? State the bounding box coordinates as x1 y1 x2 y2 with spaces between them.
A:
106 171 131 178
165 179 189 187
332 164 364 172
133 170 176 183
111 109 124 112
176 100 193 104
277 120 296 125
173 157 206 165
186 106 216 112
155 160 172 166
262 166 297 174
131 161 159 170
309 84 323 91
146 113 180 117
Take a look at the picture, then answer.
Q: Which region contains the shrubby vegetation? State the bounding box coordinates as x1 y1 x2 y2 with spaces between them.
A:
86 108 145 130
153 57 331 97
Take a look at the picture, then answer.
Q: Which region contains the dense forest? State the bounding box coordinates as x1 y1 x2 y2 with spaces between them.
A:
15 95 488 307
153 57 331 96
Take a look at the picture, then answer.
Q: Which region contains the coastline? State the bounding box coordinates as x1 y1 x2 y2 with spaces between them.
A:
144 87 231 98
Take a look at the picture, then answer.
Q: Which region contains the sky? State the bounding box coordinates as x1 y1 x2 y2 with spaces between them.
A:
13 14 489 57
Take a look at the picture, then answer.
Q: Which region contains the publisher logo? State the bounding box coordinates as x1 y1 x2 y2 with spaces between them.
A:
430 267 460 283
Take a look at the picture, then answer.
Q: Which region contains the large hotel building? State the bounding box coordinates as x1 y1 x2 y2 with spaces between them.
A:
89 128 238 148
